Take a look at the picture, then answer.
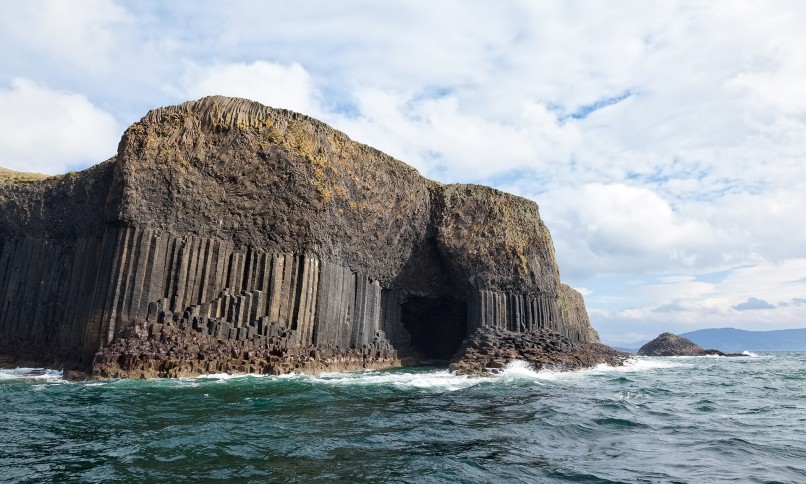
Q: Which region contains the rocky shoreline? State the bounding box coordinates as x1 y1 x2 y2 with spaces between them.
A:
2 325 630 380
1 96 621 379
449 327 629 376
74 324 625 380
73 321 400 380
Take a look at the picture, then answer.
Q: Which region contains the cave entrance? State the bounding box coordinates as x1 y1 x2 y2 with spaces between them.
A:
401 296 467 360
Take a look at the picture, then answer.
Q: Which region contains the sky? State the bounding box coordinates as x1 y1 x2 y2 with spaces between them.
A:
1 0 804 345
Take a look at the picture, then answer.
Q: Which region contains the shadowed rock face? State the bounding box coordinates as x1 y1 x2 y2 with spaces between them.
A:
0 96 603 377
449 327 626 376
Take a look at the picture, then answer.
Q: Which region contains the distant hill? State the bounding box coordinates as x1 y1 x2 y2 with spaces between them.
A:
680 328 806 352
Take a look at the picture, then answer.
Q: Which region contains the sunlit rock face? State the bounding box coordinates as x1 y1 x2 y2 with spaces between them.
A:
0 96 602 377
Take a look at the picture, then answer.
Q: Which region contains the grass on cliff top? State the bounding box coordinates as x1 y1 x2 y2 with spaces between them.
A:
0 167 51 183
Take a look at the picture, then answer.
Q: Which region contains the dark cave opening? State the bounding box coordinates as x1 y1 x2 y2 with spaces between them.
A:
401 296 467 360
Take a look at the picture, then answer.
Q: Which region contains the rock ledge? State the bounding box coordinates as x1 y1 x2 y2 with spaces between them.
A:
449 327 628 376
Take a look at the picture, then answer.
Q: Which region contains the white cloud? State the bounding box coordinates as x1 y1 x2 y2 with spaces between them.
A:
0 0 129 73
2 1 806 338
0 79 120 174
329 89 579 179
185 61 319 116
593 258 806 341
534 183 725 279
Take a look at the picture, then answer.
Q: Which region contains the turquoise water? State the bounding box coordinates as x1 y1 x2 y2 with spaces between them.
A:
2 353 805 483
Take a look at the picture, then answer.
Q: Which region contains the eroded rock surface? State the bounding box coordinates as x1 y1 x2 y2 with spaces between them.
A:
449 327 628 376
0 96 615 378
88 320 398 379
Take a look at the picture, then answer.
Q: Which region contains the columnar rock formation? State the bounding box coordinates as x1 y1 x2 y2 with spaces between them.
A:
0 96 607 376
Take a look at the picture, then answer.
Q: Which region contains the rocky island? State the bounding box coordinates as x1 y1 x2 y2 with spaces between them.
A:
638 332 745 357
0 96 626 378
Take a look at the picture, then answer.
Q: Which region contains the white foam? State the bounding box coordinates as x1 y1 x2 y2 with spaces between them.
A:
0 368 63 381
497 359 541 377
742 351 759 357
183 357 684 388
191 372 277 381
114 355 690 388
616 390 650 400
498 357 687 383
464 359 577 383
489 359 564 382
619 358 686 371
173 372 294 386
309 369 482 391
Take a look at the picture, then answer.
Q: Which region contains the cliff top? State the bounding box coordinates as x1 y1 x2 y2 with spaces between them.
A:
1 96 561 294
4 96 540 208
0 167 50 184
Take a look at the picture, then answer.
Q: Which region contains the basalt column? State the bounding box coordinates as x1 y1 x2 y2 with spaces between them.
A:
0 96 603 373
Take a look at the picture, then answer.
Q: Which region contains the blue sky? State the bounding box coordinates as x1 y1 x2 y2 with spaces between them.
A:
1 0 805 344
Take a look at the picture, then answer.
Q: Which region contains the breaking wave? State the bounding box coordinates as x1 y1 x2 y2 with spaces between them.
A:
0 367 63 381
2 352 804 482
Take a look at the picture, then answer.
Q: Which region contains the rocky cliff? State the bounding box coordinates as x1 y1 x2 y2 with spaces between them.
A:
0 96 610 377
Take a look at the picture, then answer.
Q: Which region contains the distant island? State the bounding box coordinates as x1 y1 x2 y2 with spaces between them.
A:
612 327 806 353
680 328 806 352
637 332 745 357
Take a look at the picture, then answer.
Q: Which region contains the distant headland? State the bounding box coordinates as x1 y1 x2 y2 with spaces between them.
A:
680 328 806 352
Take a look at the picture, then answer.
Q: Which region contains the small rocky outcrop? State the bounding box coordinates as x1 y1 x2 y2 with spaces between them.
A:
637 332 744 357
449 327 628 376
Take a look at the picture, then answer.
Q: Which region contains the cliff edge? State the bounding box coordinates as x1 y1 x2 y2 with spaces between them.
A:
0 96 617 377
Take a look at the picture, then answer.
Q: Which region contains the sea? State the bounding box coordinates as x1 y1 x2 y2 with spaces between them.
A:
1 352 805 483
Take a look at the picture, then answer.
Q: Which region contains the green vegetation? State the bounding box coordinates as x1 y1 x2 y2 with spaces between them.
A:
0 167 50 184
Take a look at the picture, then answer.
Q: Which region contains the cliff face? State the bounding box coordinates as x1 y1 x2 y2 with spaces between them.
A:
0 96 601 375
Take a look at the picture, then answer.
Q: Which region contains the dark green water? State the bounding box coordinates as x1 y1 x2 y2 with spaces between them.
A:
2 353 805 483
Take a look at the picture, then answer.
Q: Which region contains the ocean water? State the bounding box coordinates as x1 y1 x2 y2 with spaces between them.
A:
1 353 805 483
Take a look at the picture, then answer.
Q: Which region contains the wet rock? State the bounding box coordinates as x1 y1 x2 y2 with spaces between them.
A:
449 327 628 377
90 321 400 379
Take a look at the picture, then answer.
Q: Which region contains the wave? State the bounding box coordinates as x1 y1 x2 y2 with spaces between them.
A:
0 367 64 381
181 360 553 390
308 369 483 391
1 354 685 389
521 357 685 383
189 372 293 381
134 367 484 392
165 358 684 389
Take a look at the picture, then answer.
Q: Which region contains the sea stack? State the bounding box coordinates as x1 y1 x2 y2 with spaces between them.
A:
0 96 623 378
638 332 741 357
